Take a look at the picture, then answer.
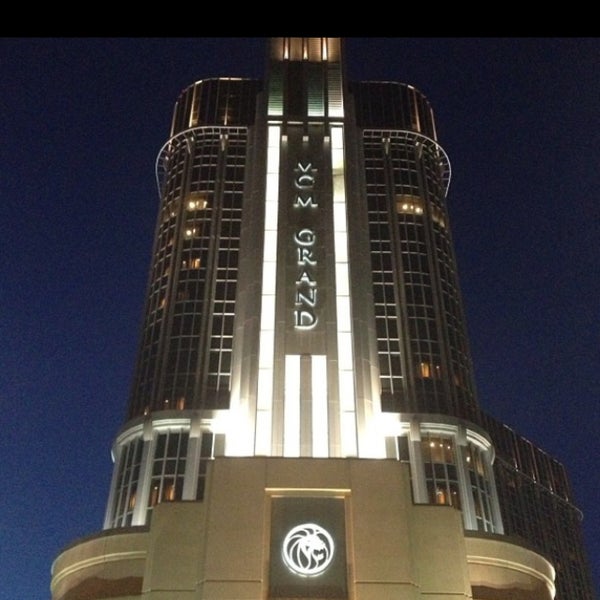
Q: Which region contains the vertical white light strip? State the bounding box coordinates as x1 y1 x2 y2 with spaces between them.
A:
256 125 281 456
284 355 301 456
312 355 328 457
331 124 357 457
188 83 197 128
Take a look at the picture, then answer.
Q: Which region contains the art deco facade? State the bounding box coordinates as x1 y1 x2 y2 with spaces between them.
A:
51 38 595 600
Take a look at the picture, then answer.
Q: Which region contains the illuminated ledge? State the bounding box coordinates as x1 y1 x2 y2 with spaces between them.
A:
52 550 146 586
113 409 229 448
51 528 148 600
465 533 555 600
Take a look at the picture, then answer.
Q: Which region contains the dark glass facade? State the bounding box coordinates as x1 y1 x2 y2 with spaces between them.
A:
128 79 261 418
479 411 595 600
352 81 477 418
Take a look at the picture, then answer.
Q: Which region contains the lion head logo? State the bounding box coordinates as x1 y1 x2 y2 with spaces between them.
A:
282 523 335 576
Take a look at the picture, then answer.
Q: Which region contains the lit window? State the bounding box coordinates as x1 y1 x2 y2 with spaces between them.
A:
181 258 201 269
149 484 159 507
396 194 424 215
436 487 446 504
163 480 175 501
187 192 208 210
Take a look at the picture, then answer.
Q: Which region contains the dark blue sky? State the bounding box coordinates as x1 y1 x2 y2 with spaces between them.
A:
1 38 598 599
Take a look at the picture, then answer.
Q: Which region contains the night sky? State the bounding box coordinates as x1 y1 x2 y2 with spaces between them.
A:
1 38 598 599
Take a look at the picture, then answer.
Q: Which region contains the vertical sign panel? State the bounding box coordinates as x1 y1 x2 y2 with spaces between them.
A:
269 496 347 598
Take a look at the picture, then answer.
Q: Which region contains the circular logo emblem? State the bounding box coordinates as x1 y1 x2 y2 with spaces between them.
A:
281 523 335 577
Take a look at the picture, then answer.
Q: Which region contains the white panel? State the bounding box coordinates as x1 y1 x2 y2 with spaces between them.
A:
330 125 344 152
333 201 347 225
263 229 278 260
255 124 281 458
255 410 271 455
338 333 353 371
312 355 329 457
262 261 277 295
265 201 278 232
267 150 280 174
284 355 300 457
259 295 275 334
341 411 357 456
336 297 351 334
257 369 273 412
268 124 281 147
258 330 274 368
334 230 348 261
333 170 346 200
330 123 357 456
335 264 349 296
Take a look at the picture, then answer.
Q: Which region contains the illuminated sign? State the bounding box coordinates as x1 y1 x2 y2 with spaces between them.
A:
269 496 347 598
294 162 318 207
282 523 334 577
293 162 318 329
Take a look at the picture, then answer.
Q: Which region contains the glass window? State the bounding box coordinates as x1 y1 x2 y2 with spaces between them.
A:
110 437 143 527
465 443 495 532
147 431 189 514
421 434 460 509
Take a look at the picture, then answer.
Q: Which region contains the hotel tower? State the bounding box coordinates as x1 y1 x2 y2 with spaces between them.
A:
51 38 595 600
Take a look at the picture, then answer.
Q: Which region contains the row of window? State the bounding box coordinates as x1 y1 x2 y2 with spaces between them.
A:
110 429 216 528
364 130 474 413
398 431 498 533
129 129 247 417
110 425 498 535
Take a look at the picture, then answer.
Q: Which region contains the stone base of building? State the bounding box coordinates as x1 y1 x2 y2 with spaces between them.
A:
51 457 555 600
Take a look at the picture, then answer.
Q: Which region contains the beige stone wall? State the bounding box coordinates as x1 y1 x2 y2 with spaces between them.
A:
51 529 147 600
51 457 554 600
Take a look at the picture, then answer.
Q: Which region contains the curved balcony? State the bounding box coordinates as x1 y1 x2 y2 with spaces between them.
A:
466 532 555 600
